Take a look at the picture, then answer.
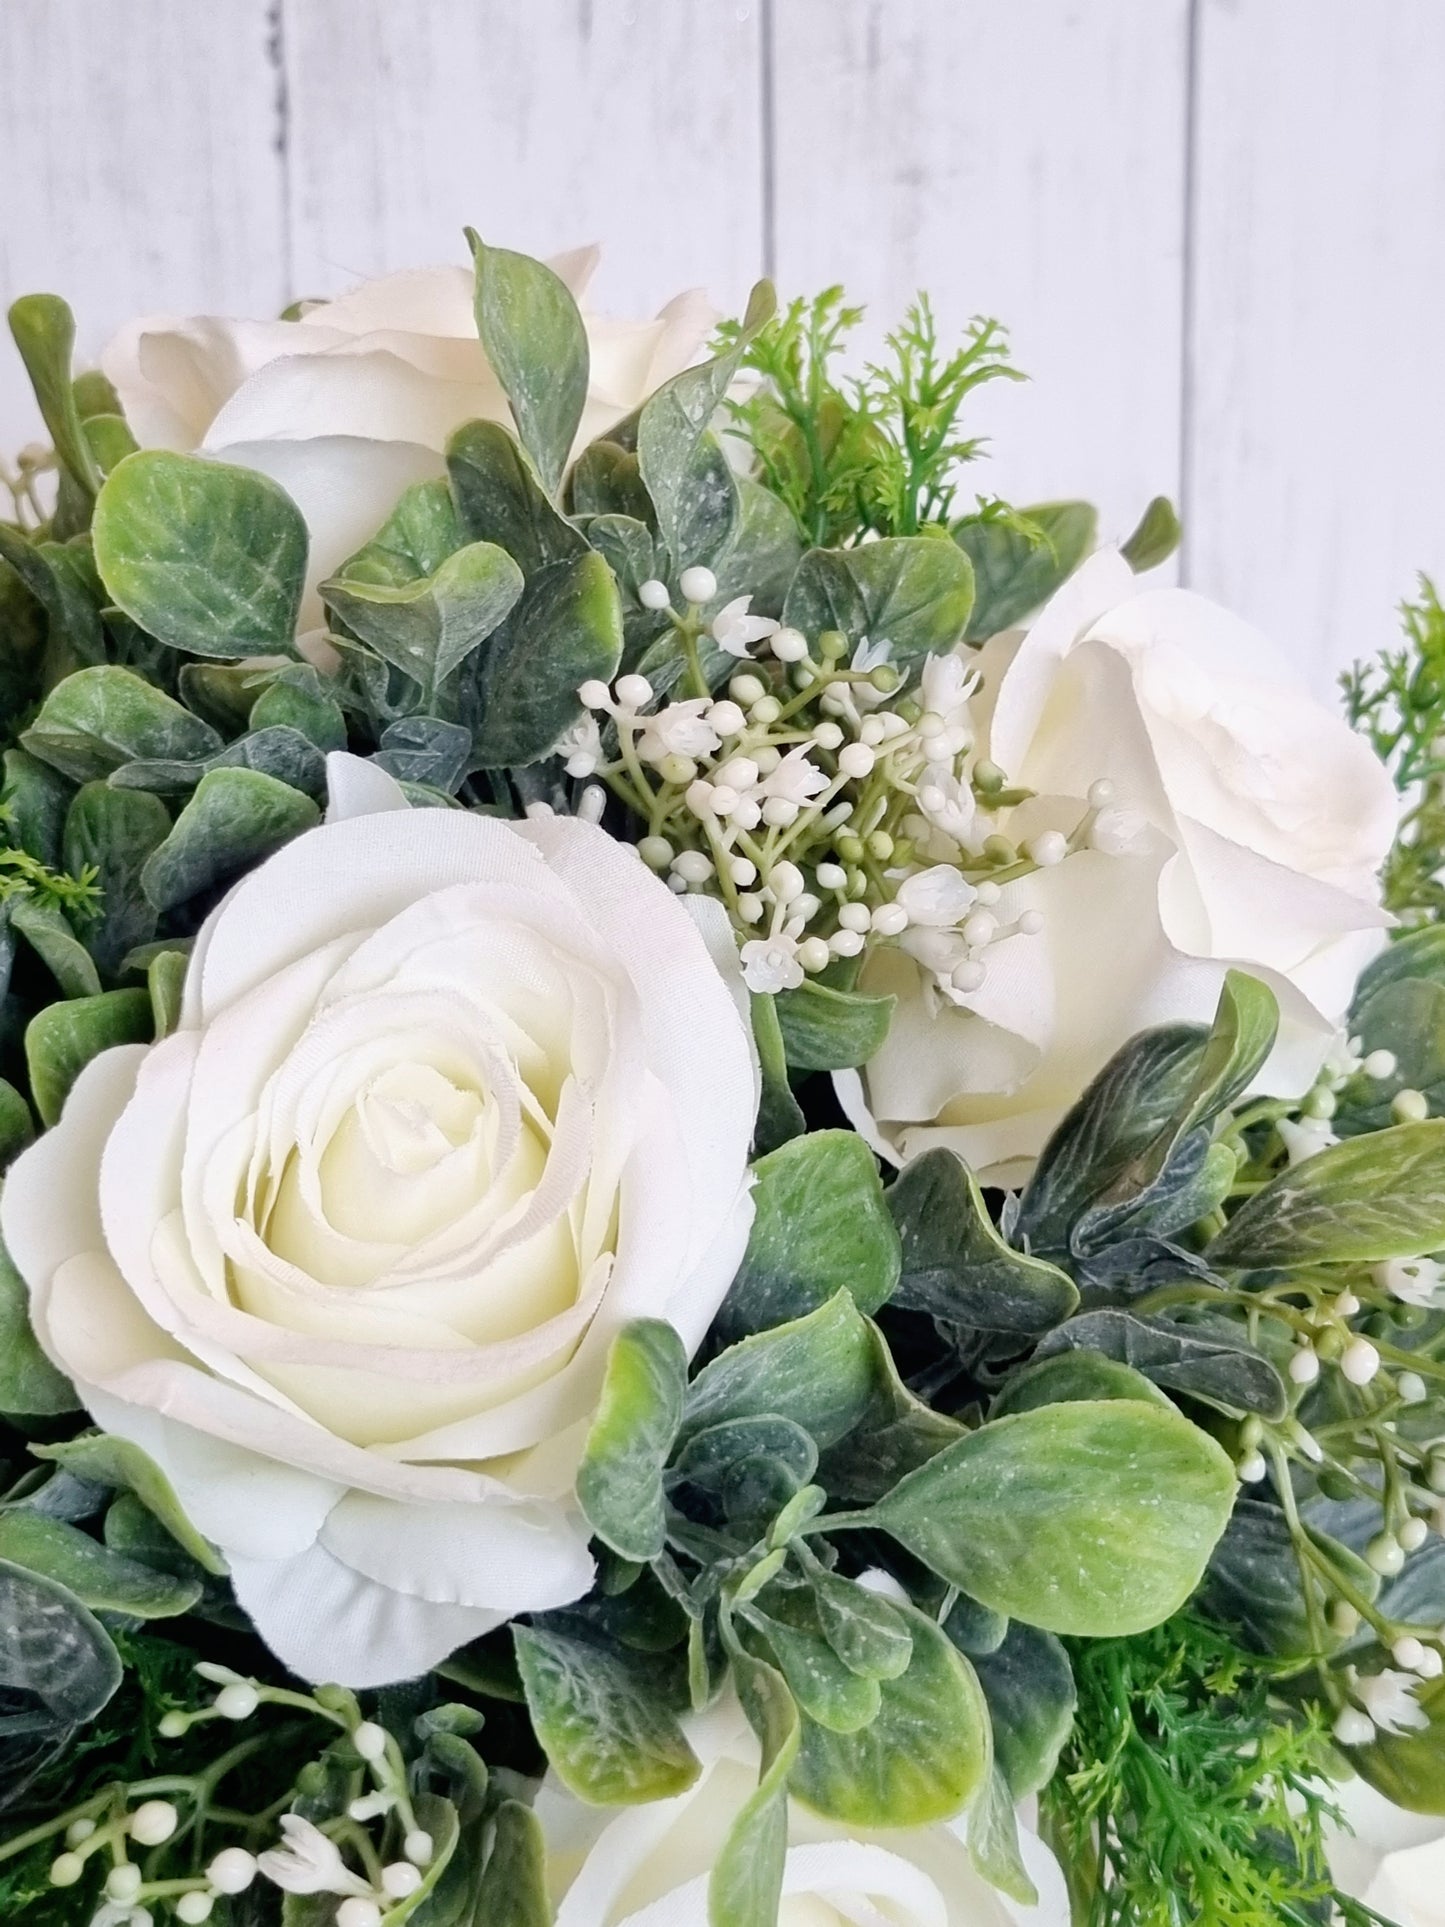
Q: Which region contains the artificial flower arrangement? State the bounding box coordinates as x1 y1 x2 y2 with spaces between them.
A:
0 236 1444 1927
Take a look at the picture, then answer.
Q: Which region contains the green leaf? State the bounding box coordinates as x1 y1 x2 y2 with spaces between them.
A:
471 550 623 768
514 1625 699 1805
63 782 170 978
472 1800 550 1927
34 1432 226 1575
681 1292 880 1452
989 1350 1172 1418
809 1569 913 1681
0 1555 122 1727
147 947 190 1038
713 1652 800 1927
955 500 1097 642
8 295 102 497
93 450 308 655
446 419 589 577
1197 1499 1377 1659
1034 1308 1288 1420
746 1607 881 1735
0 1234 75 1417
1120 495 1182 572
0 525 105 669
571 441 654 523
968 1762 1038 1907
750 989 806 1155
3 748 72 866
373 717 473 794
971 1621 1075 1798
672 1416 818 1527
322 541 523 696
712 476 805 616
249 666 347 752
576 1319 687 1563
469 235 589 499
888 1149 1078 1334
23 665 222 784
1018 1023 1209 1257
718 1130 900 1343
0 1083 35 1176
1210 1119 1445 1269
773 979 895 1071
0 1512 200 1618
787 1599 990 1827
9 898 101 999
338 478 467 588
782 536 976 667
141 767 320 913
1357 1672 1445 1814
867 1398 1236 1636
815 1320 966 1505
637 279 774 573
25 986 151 1127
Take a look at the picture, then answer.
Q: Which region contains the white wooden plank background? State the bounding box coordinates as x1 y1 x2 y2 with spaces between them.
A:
2 0 1443 695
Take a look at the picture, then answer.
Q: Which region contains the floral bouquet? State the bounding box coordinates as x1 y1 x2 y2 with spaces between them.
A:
0 237 1444 1927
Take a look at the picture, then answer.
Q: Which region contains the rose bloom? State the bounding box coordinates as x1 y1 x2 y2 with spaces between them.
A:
102 250 712 627
537 1696 1069 1927
851 550 1397 1181
1328 1775 1445 1925
0 756 756 1687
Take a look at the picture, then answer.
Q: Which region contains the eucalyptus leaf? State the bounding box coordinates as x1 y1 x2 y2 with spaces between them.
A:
63 782 170 977
809 1569 913 1681
25 986 151 1127
1121 495 1183 571
93 450 308 655
576 1319 687 1563
787 1599 989 1827
815 1320 966 1505
0 1082 35 1176
989 1351 1172 1418
889 1148 1077 1334
1195 1500 1376 1658
471 550 623 769
7 295 101 497
672 1415 818 1525
9 898 101 999
782 536 975 667
23 665 222 784
514 1625 699 1805
1034 1307 1288 1420
0 1512 200 1618
971 1621 1075 1798
0 526 104 669
718 1130 900 1343
321 541 523 695
866 1398 1236 1636
0 1557 121 1786
955 501 1097 641
0 1236 76 1417
339 479 466 588
571 442 654 524
472 1800 550 1927
714 1651 800 1927
34 1432 226 1574
711 476 805 617
249 667 347 752
470 235 589 498
373 716 474 794
141 767 319 912
750 988 806 1154
147 946 191 1039
681 1291 879 1452
1209 1120 1445 1270
446 420 589 577
773 979 895 1072
745 1584 882 1733
2 748 71 867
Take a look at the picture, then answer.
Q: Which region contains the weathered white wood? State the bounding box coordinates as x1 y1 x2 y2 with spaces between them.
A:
1188 0 1445 692
0 0 284 449
282 0 766 320
769 0 1192 554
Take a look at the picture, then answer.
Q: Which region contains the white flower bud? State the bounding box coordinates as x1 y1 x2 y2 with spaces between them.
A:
729 856 758 887
729 674 767 706
871 903 909 937
838 743 876 779
859 715 888 746
838 902 871 933
638 836 674 871
815 863 847 890
1024 831 1068 867
336 1902 383 1927
66 1819 97 1846
1288 1347 1321 1385
577 679 612 708
951 960 987 993
130 1800 179 1845
1236 1452 1267 1483
352 1720 388 1763
672 851 714 885
615 674 654 709
107 1864 144 1903
403 1831 434 1867
1087 779 1115 807
961 909 998 949
770 627 809 663
1394 1088 1430 1123
715 757 759 791
708 700 747 737
812 721 845 750
761 797 799 827
770 862 805 902
829 929 865 958
1394 1636 1427 1670
1418 1647 1445 1680
1400 1372 1428 1405
638 578 671 610
214 1682 259 1721
1401 1516 1430 1552
797 937 831 974
1333 1707 1376 1747
679 566 717 605
1340 1338 1381 1386
49 1853 84 1887
738 893 765 924
1363 1048 1398 1080
382 1862 425 1899
750 696 782 726
176 1895 215 1925
207 1849 259 1895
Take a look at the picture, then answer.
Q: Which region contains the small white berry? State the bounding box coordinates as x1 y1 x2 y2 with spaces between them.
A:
730 673 767 706
871 903 909 937
829 929 865 958
797 937 831 974
961 909 998 949
1288 1347 1321 1385
337 1902 383 1927
577 678 612 708
738 893 765 923
65 1819 96 1847
1341 1338 1381 1386
1400 1372 1428 1405
679 565 718 605
672 850 714 885
770 626 809 663
1363 1049 1398 1080
207 1848 259 1895
815 862 847 890
838 743 876 780
750 696 783 725
176 1895 215 1925
812 721 845 750
1394 1088 1430 1124
1018 909 1045 936
761 796 799 827
638 578 671 610
1401 1516 1430 1552
1237 1452 1267 1484
382 1861 425 1900
214 1682 259 1721
1087 779 1115 808
1334 1290 1360 1316
49 1853 83 1888
129 1799 179 1846
951 960 987 993
106 1864 143 1903
352 1720 388 1763
1024 830 1068 867
837 902 871 933
404 1830 434 1867
615 673 653 709
638 835 674 871
1417 1647 1445 1679
770 861 805 902
158 1711 190 1739
708 699 747 736
729 856 758 887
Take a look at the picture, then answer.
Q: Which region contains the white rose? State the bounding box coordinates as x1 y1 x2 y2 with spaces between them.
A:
0 756 756 1688
1328 1775 1445 1924
101 249 713 628
852 551 1397 1181
537 1696 1070 1927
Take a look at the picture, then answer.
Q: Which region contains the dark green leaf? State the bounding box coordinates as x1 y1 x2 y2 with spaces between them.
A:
889 1148 1078 1334
9 898 101 999
34 1433 225 1574
955 500 1097 641
773 979 895 1072
1034 1308 1288 1420
572 442 654 523
374 717 474 793
0 525 104 669
446 420 588 577
809 1569 913 1681
815 1320 966 1505
2 748 71 867
867 1398 1236 1636
718 1130 900 1343
93 450 308 655
745 1585 881 1733
470 236 589 498
0 1235 75 1417
0 1556 121 1733
514 1625 699 1805
713 1652 800 1927
23 665 222 784
0 1512 200 1618
681 1292 879 1452
338 478 467 588
322 541 523 695
750 989 806 1155
576 1319 687 1563
968 1762 1038 1906
473 1800 550 1927
63 782 170 977
972 1621 1075 1797
141 767 319 912
1357 1673 1445 1814
0 1083 34 1176
990 1351 1172 1418
1120 496 1182 572
471 551 623 769
25 986 151 1126
783 536 975 667
7 295 101 497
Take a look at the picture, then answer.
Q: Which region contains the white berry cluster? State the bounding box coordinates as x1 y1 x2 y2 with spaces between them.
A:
568 565 1119 997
